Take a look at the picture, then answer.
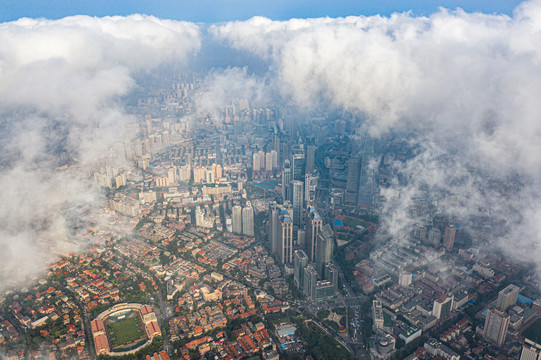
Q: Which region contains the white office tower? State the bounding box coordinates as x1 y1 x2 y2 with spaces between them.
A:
496 284 520 311
399 271 413 287
232 205 242 234
242 201 254 236
521 338 541 360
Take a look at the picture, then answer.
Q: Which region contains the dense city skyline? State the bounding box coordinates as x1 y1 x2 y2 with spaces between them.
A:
1 1 541 360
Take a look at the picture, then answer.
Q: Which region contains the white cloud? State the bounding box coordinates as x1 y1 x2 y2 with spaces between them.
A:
211 1 541 272
196 67 272 120
3 1 541 288
0 15 201 290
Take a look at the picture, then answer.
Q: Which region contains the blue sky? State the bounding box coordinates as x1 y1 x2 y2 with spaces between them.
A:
1 0 524 23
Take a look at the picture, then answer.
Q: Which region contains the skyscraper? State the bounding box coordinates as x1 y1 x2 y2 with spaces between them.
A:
304 171 318 204
232 205 242 234
496 284 520 311
316 224 334 276
297 229 306 247
305 206 322 262
278 202 294 264
345 156 361 204
242 201 254 236
294 249 309 290
291 180 304 229
292 153 305 181
281 166 291 201
357 133 376 207
483 308 510 346
269 202 280 256
303 265 317 299
273 134 281 163
306 145 316 173
443 224 456 251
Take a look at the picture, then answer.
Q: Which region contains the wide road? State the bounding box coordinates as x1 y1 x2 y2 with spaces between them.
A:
156 291 172 354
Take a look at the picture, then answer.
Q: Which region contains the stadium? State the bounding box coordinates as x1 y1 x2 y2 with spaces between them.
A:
90 303 161 357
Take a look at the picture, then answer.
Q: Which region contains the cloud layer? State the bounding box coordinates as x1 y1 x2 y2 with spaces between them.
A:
2 1 541 289
209 1 541 272
0 15 201 289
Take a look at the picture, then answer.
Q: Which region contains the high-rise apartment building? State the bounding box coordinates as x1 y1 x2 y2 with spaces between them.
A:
428 228 442 248
270 150 278 169
273 134 281 162
483 308 510 346
195 206 204 227
265 152 273 172
399 271 413 287
253 150 265 172
193 165 206 183
242 201 254 236
443 224 456 251
178 164 191 182
232 205 242 234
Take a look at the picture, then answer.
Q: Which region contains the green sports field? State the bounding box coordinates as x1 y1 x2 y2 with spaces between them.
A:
341 217 370 229
107 315 146 347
